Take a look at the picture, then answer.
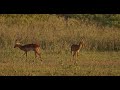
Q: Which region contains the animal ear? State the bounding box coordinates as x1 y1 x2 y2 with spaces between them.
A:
15 39 20 43
15 36 22 43
81 39 84 43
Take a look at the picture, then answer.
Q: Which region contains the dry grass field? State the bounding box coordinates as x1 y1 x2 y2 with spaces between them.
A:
1 49 120 76
0 14 120 76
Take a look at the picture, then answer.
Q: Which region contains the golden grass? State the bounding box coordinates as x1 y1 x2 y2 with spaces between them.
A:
0 14 120 51
0 48 120 76
0 14 120 76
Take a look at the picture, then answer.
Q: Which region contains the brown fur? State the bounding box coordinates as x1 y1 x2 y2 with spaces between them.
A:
71 41 84 58
14 43 41 59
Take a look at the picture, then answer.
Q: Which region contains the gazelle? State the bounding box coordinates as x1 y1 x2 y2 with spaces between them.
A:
71 40 85 58
14 41 41 60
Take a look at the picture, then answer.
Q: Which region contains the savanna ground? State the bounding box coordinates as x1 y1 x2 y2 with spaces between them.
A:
1 49 120 76
0 14 120 76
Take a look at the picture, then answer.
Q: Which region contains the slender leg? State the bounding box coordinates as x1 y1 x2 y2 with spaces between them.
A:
38 53 41 58
37 53 42 61
34 51 37 58
23 51 27 57
77 52 79 57
26 51 27 58
73 52 76 59
23 51 27 60
35 48 41 58
75 52 77 59
23 52 26 56
35 50 42 61
35 51 41 58
71 50 73 55
73 52 77 64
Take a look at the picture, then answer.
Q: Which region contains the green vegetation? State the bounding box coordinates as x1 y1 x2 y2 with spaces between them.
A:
0 14 120 76
57 14 120 28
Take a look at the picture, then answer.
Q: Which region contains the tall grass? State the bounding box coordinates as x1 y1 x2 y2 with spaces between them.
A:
1 14 120 76
0 14 120 52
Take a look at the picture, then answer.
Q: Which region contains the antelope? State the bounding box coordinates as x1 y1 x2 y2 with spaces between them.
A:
14 41 41 60
71 40 85 58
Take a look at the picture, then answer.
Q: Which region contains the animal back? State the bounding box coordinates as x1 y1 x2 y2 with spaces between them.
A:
21 44 40 51
71 44 80 51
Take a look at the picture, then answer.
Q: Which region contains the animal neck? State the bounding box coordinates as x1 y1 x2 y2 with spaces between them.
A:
17 44 23 49
79 42 83 49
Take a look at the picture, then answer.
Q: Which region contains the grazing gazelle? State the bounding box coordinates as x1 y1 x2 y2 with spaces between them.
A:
71 40 85 58
14 41 41 60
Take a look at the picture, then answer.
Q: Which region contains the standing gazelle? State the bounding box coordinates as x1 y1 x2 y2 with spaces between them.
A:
71 40 85 59
14 41 41 60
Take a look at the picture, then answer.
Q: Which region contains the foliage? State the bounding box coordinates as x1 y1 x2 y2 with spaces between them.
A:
0 14 120 51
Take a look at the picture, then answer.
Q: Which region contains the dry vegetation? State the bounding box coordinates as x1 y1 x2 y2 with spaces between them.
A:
0 14 120 76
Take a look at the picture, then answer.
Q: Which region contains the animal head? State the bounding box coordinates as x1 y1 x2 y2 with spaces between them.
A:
14 39 22 48
79 39 86 48
14 42 21 48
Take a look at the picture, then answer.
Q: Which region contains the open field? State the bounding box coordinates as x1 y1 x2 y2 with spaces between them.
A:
0 14 120 76
1 49 120 76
